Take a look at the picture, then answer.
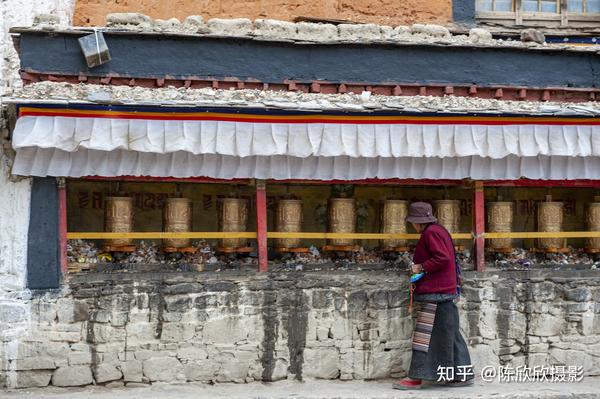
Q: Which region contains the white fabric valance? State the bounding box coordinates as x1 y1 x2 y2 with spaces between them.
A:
13 115 600 159
12 147 600 180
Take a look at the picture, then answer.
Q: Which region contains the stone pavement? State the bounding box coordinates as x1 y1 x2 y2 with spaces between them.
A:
3 377 600 399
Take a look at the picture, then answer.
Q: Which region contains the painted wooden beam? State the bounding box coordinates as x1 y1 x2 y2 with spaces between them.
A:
472 181 485 272
58 178 68 276
256 180 268 272
67 232 257 239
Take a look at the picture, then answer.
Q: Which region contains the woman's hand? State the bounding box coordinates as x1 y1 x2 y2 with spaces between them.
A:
412 263 423 274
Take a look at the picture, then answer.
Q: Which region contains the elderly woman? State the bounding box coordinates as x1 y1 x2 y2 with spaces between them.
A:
393 202 474 390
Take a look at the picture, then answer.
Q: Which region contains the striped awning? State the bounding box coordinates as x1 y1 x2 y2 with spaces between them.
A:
11 104 600 180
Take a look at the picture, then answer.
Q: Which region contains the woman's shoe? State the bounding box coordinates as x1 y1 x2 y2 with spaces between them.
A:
392 377 422 390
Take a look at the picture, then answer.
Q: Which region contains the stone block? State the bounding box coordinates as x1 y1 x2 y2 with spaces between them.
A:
126 322 157 344
93 363 122 383
521 29 545 44
165 296 192 313
348 291 368 312
15 370 52 388
184 360 219 382
410 24 451 38
15 357 55 370
183 16 209 34
303 348 339 379
469 344 499 371
208 18 253 36
177 347 208 361
215 354 250 383
549 348 593 371
469 28 493 43
48 331 81 343
203 317 250 344
271 358 288 381
254 19 298 40
0 303 27 324
121 360 143 382
68 351 92 366
338 23 382 41
296 22 338 42
153 18 181 32
529 314 565 337
565 288 592 302
352 349 390 379
142 357 184 382
51 366 93 387
160 322 195 342
106 13 151 27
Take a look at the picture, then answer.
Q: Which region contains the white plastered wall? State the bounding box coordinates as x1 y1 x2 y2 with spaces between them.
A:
0 0 75 387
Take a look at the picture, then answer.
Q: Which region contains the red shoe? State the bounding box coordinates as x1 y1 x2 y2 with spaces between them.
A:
392 377 422 390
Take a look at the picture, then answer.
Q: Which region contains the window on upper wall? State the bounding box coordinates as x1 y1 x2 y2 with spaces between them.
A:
476 0 600 28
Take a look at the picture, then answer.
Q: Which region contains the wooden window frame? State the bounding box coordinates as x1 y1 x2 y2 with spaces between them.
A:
476 0 600 28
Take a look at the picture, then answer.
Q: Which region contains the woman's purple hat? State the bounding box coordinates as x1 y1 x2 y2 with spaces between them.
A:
405 202 437 224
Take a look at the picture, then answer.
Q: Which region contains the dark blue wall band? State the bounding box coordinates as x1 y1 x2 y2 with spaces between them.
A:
16 32 600 89
27 177 60 289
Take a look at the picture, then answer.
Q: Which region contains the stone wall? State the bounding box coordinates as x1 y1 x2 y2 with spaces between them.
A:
1 268 598 388
73 0 452 27
0 0 74 388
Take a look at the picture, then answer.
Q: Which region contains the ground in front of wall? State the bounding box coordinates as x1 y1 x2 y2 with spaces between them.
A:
3 377 600 399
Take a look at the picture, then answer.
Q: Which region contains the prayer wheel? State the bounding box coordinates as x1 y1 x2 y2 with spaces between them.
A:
381 200 408 249
104 197 134 246
537 200 565 250
220 198 248 248
487 202 514 251
433 200 460 233
328 198 356 246
585 196 600 252
275 199 303 249
163 198 192 248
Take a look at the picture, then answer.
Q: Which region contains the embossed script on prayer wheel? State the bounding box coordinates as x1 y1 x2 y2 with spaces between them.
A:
433 200 460 233
381 200 408 249
328 198 356 246
537 201 565 250
585 200 600 252
105 197 134 246
487 202 514 250
163 198 192 248
275 200 303 248
220 198 248 248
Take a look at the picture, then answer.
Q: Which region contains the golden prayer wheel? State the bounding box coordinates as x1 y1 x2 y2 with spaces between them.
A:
275 199 303 249
104 197 134 246
585 197 600 252
537 201 565 250
433 200 460 233
220 198 248 248
381 200 408 249
328 198 356 246
163 198 192 248
487 202 514 251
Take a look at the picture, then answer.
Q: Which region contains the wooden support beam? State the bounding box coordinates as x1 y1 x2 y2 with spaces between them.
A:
58 178 68 275
67 232 257 239
473 181 485 272
67 231 600 240
256 180 268 272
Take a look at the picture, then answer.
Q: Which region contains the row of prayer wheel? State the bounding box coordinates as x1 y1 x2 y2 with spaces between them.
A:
104 196 461 250
277 198 461 249
105 197 253 249
105 197 194 248
105 195 600 252
488 196 600 252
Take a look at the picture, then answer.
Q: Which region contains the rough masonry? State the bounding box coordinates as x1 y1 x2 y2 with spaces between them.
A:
0 268 599 388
